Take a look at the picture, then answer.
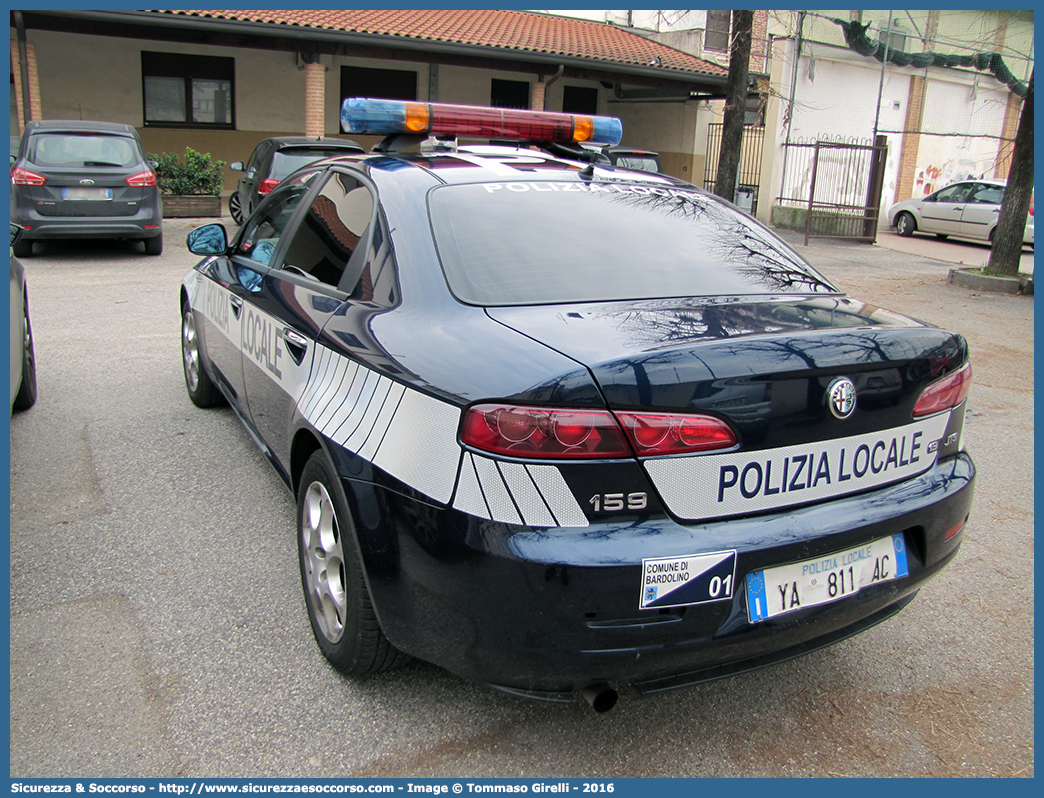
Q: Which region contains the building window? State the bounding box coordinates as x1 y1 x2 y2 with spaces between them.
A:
340 65 417 103
491 79 530 109
562 86 599 115
142 51 234 128
704 10 731 52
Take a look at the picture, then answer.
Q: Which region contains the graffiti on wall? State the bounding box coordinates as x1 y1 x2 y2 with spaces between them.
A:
915 162 987 196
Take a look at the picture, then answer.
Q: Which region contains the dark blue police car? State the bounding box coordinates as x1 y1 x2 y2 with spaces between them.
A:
180 99 975 711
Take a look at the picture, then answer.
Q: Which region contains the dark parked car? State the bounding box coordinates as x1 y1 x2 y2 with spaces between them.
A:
228 136 364 224
598 145 663 173
180 100 974 711
10 225 37 412
10 120 163 257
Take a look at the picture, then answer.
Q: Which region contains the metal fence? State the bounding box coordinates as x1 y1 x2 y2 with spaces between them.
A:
704 124 766 215
777 136 888 243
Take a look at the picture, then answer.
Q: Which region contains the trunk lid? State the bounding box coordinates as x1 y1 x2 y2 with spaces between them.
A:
488 296 968 520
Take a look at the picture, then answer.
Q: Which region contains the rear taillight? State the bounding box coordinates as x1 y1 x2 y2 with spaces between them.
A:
461 405 632 459
125 170 157 187
461 404 738 460
615 412 738 456
259 178 279 194
913 363 971 418
11 167 47 186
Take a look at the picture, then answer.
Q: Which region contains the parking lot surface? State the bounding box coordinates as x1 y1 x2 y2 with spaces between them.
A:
8 218 1033 778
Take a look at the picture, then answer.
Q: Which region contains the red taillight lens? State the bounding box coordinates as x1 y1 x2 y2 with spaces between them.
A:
461 405 632 459
461 404 738 460
259 178 279 194
913 363 972 418
944 515 969 540
616 412 737 456
11 167 47 186
125 170 157 187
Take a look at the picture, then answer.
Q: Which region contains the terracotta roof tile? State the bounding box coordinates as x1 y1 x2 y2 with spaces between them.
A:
152 9 728 78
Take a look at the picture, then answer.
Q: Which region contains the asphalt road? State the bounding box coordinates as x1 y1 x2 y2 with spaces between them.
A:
8 218 1034 778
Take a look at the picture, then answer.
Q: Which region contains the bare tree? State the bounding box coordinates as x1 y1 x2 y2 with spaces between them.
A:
987 70 1033 277
712 10 755 205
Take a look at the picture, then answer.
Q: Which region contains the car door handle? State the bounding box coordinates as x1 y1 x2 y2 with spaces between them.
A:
229 295 244 319
283 328 309 364
953 206 964 212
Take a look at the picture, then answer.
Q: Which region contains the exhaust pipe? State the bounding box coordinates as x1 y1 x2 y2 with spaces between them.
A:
580 683 619 713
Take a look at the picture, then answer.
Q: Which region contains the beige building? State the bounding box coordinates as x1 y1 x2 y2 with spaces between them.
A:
10 9 731 202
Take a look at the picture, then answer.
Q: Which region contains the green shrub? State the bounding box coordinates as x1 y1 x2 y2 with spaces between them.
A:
149 147 226 195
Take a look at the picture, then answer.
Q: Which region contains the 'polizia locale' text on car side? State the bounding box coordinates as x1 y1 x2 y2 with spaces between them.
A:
179 99 975 711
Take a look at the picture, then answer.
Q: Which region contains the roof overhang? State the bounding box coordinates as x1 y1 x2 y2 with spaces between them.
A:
13 9 730 95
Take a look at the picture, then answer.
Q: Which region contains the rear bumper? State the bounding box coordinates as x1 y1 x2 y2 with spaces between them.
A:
345 450 975 697
13 200 162 241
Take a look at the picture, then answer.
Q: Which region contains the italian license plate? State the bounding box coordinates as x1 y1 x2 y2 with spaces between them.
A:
746 533 909 622
62 187 112 200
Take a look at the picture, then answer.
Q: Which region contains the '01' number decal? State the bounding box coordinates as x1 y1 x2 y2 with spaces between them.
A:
589 492 648 512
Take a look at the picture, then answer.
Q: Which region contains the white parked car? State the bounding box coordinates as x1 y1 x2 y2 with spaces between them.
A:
887 179 1033 247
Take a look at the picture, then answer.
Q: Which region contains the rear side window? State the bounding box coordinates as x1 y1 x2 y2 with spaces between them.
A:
967 184 1004 205
429 182 838 306
28 133 140 168
282 171 375 292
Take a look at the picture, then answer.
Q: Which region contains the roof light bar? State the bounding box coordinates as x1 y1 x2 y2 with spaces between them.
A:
341 98 623 147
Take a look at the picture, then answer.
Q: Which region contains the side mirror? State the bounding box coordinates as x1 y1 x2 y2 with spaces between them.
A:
187 223 229 256
10 223 23 247
230 162 244 172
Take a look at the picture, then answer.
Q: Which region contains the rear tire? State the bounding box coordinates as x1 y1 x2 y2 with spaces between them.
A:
12 292 37 411
896 212 916 237
144 235 163 256
12 239 32 258
297 450 409 676
229 193 244 225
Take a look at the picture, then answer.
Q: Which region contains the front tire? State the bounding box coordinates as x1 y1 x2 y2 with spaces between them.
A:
896 212 916 237
297 450 408 676
181 304 223 407
12 292 37 411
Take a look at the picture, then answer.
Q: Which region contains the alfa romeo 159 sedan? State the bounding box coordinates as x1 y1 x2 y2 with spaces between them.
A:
179 100 975 711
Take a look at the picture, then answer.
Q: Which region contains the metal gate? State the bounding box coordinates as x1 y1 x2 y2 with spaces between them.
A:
704 124 765 215
799 136 888 244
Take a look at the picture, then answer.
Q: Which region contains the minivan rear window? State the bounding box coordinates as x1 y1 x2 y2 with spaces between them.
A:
28 133 139 168
429 181 839 306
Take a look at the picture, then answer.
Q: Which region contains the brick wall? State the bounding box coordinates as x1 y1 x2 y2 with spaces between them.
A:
895 77 926 202
10 41 43 133
305 62 325 137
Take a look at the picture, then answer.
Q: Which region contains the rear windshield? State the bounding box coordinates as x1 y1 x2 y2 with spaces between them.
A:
271 148 355 180
429 181 839 305
27 133 140 168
